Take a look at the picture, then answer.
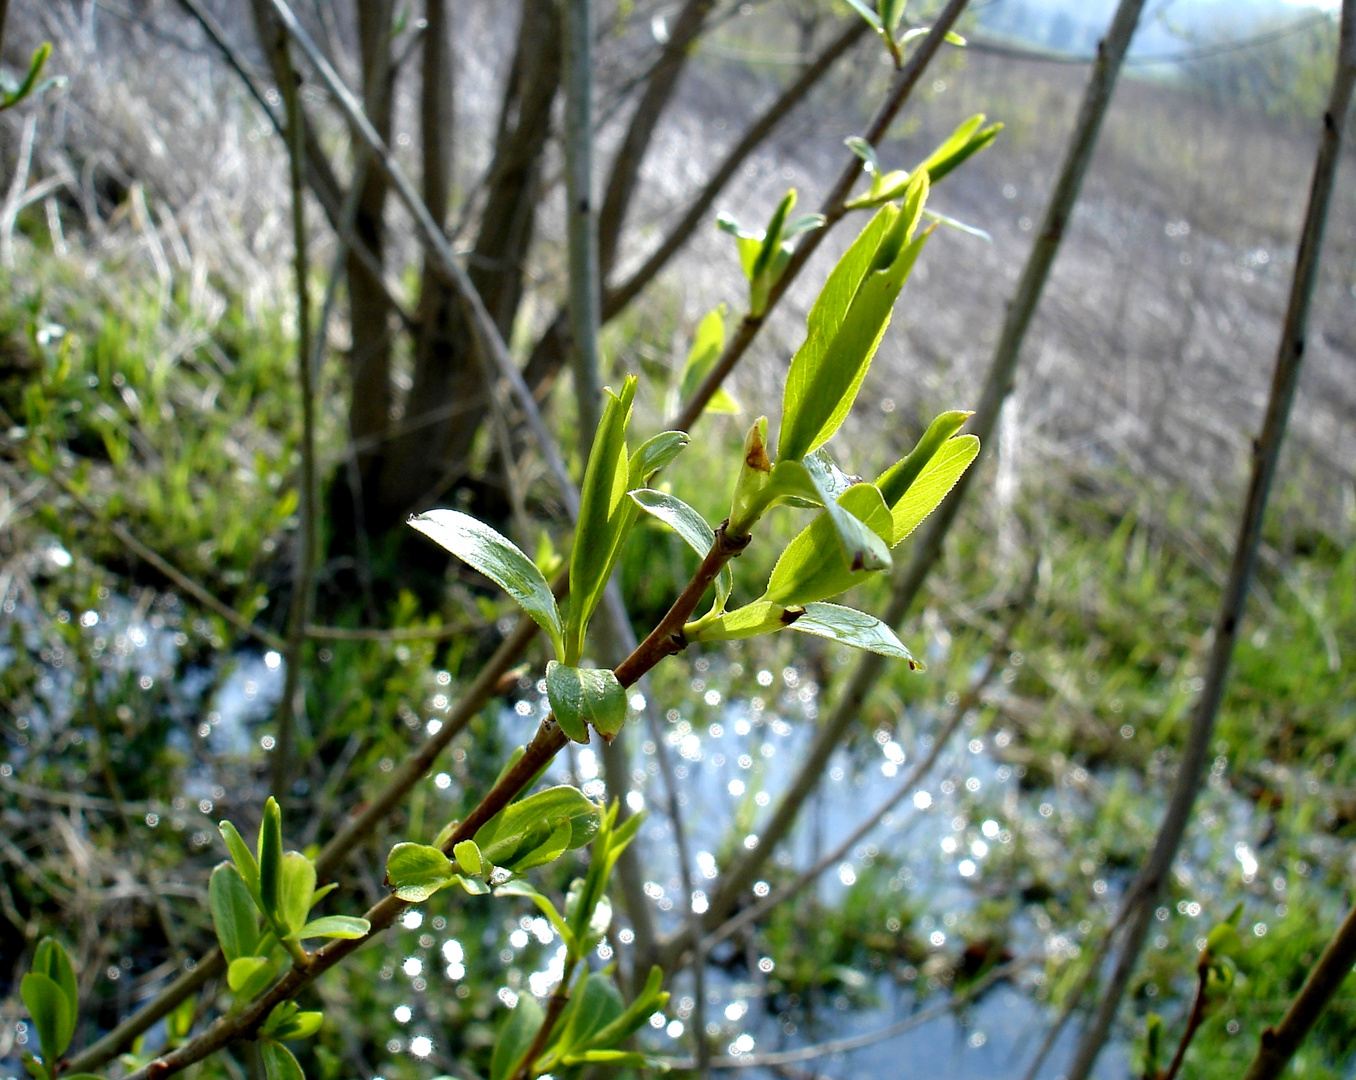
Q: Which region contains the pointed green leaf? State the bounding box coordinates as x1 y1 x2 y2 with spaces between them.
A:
876 410 970 507
802 453 891 572
21 973 71 1062
686 600 794 642
886 434 979 544
763 482 895 607
0 43 52 111
921 208 992 242
566 377 638 663
842 0 882 31
22 1050 48 1080
260 1041 304 1080
210 863 260 962
629 431 690 487
227 956 278 1000
260 1001 298 1039
409 510 564 657
562 1050 651 1067
588 966 670 1049
31 939 77 1048
258 797 283 921
677 307 736 414
915 115 1001 184
789 602 918 663
386 843 457 902
777 200 915 462
491 995 545 1080
556 972 625 1056
294 916 370 941
477 786 601 866
277 852 315 937
546 661 628 743
630 490 733 611
505 815 573 872
751 190 797 286
219 819 261 899
272 1010 324 1040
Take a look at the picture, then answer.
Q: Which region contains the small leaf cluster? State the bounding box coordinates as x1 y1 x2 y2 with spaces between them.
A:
410 385 689 744
386 781 602 901
843 0 966 67
210 799 371 1079
1 43 64 112
716 189 824 316
19 938 100 1080
489 803 670 1080
845 114 1003 213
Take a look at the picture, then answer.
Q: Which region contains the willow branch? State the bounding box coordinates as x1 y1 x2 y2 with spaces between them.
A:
119 525 751 1080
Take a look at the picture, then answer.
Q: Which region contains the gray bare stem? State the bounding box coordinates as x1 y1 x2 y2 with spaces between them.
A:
1066 3 1354 1075
270 20 318 802
686 0 1144 966
564 0 603 451
0 0 10 69
672 0 971 433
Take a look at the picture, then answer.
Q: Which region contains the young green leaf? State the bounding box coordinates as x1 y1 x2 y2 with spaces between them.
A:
750 190 797 289
630 490 733 611
294 916 370 941
686 600 796 642
30 939 77 1040
270 1010 324 1041
490 995 546 1080
504 815 574 872
210 863 261 962
258 797 283 921
876 410 970 506
761 483 895 606
545 661 628 742
728 415 773 537
801 454 892 572
386 843 458 902
555 972 625 1058
715 213 763 282
842 0 882 32
0 43 54 111
629 430 691 487
219 819 261 899
566 376 638 663
778 193 930 462
677 307 738 415
277 851 316 937
226 956 277 999
587 966 670 1050
20 973 72 1063
453 839 484 877
21 1050 49 1080
885 433 979 544
409 510 564 658
260 1041 305 1080
914 114 1002 185
788 603 918 664
476 786 601 866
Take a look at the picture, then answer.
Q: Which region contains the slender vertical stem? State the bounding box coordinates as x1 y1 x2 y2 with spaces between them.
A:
1066 4 1354 1075
0 0 12 70
270 20 319 802
564 0 603 454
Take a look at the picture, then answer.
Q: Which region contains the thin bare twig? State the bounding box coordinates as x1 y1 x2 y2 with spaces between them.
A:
1066 2 1355 1074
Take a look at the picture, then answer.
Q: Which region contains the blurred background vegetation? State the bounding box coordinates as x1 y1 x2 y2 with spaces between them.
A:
0 1 1353 1079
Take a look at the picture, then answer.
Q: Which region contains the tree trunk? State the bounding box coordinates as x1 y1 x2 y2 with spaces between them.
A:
346 0 397 521
377 0 561 522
